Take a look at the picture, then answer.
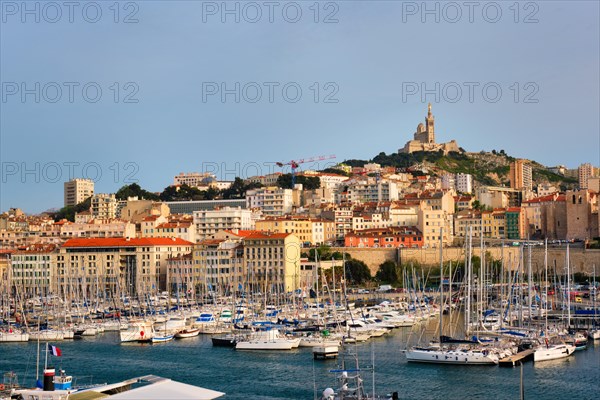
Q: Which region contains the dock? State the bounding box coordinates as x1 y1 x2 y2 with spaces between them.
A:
313 345 339 360
499 349 535 367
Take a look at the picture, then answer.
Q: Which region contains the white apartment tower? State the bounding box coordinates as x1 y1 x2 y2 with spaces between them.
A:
456 173 473 194
245 187 293 216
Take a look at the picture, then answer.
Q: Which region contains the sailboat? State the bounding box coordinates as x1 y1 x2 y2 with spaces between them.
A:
321 341 395 400
533 241 575 362
588 264 600 340
405 228 499 365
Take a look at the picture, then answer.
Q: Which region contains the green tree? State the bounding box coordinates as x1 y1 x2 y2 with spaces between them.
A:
276 174 321 190
320 168 352 177
345 259 372 285
472 200 482 210
204 186 220 200
375 260 399 284
53 197 92 222
115 183 159 201
221 178 262 199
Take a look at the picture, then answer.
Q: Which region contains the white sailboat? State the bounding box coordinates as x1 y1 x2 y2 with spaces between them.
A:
534 241 575 362
235 328 300 350
119 320 154 342
405 228 499 366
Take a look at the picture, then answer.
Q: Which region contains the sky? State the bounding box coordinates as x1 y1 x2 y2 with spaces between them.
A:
1 0 599 213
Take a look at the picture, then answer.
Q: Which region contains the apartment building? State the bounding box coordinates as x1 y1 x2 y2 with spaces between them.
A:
344 227 423 248
246 187 293 216
10 244 58 297
166 253 199 295
509 160 532 191
243 232 301 293
255 217 336 245
59 237 193 296
193 207 254 239
89 193 118 219
193 239 245 293
64 178 94 207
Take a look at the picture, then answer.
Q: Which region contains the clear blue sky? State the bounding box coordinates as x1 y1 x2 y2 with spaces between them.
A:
1 1 599 213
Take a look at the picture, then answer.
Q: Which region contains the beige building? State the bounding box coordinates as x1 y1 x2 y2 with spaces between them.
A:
64 178 94 207
565 189 599 240
255 217 336 245
10 244 58 297
346 179 401 203
578 163 598 189
245 173 282 187
193 239 245 293
509 160 533 192
0 250 12 295
166 253 199 295
243 232 301 293
53 219 136 239
246 187 293 216
389 203 420 227
91 193 118 219
304 187 336 207
154 221 196 243
193 207 255 239
418 207 453 247
173 172 214 187
321 207 353 241
59 237 193 295
118 198 170 223
139 215 168 237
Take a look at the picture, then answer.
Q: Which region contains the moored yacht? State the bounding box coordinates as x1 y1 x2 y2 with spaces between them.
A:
235 328 300 350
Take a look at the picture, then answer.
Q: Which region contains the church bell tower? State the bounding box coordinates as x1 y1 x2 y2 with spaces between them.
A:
425 103 435 143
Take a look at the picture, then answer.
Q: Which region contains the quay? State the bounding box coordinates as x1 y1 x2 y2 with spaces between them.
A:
499 349 535 367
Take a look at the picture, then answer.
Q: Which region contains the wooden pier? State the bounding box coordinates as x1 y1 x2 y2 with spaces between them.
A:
499 349 535 367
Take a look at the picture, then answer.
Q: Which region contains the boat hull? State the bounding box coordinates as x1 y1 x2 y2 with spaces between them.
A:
406 348 499 365
533 344 575 362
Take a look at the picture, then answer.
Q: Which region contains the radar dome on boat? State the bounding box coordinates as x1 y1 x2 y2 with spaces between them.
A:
322 388 334 398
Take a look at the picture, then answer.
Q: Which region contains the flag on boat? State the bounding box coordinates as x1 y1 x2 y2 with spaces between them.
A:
48 344 62 357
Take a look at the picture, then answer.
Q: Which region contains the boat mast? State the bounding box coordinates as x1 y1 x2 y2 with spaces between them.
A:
466 227 472 336
439 227 443 341
527 242 532 329
544 238 548 336
566 244 571 330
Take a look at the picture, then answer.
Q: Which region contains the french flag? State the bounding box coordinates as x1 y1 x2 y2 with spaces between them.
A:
48 344 62 357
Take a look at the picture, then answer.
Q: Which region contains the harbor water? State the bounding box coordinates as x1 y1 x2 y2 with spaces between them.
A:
1 327 599 399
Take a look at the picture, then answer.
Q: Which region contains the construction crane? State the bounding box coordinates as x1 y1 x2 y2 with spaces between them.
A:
276 154 336 188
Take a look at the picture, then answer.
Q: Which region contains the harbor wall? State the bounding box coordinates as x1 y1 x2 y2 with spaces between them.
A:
339 247 599 276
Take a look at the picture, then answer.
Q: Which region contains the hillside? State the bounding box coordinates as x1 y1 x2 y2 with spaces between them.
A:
341 150 578 190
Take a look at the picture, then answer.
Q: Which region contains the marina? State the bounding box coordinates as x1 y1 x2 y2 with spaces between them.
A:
1 317 598 399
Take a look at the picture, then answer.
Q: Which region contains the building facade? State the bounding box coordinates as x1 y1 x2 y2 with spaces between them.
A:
64 178 94 207
344 227 423 248
509 160 533 192
243 232 301 293
456 173 473 194
246 187 293 216
59 237 193 296
193 207 254 239
91 193 118 219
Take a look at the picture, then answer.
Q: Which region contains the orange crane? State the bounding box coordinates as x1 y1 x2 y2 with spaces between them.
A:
276 155 336 188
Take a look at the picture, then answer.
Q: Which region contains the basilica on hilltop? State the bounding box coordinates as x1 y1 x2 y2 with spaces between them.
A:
399 104 460 154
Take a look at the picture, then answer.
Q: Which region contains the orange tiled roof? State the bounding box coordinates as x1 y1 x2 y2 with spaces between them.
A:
222 229 261 238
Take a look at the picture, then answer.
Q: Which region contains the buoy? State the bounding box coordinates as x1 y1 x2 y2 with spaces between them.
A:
140 331 145 337
0 383 6 390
